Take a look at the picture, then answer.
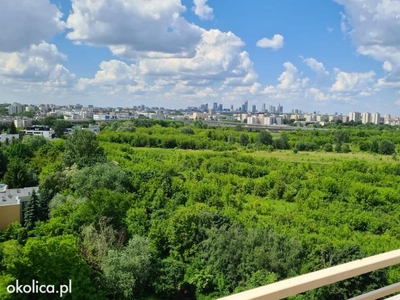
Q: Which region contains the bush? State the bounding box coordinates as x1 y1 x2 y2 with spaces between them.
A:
180 127 194 134
324 143 333 152
341 144 351 153
379 140 396 155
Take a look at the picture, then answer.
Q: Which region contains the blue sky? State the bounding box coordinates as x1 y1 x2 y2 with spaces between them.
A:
0 0 400 116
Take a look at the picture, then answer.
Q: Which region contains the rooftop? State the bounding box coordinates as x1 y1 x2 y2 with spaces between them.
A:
0 186 38 206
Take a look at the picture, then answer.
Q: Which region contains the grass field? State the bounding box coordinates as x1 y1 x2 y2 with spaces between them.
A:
124 145 397 165
251 150 396 164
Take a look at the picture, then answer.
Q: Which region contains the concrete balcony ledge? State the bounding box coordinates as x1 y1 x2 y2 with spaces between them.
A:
217 249 400 300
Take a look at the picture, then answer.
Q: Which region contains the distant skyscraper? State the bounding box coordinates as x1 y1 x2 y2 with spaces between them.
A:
277 103 283 114
200 104 208 111
269 105 276 114
218 104 223 112
261 103 266 113
244 100 249 113
213 102 218 111
252 105 256 113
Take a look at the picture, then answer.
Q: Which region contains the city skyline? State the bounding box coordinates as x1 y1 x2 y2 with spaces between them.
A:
0 1 400 115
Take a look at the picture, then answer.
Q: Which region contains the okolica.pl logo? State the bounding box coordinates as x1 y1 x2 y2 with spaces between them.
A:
7 280 72 297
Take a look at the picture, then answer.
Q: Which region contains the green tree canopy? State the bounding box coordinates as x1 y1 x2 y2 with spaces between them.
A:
258 131 273 146
101 236 153 298
62 129 106 169
24 189 40 230
71 163 133 197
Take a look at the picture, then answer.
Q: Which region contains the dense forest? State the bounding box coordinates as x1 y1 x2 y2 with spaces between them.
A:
1 119 400 299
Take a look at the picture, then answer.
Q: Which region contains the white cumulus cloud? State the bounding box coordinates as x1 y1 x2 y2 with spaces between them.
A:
0 0 64 52
66 0 202 59
335 0 400 82
256 34 284 50
193 0 214 20
331 68 375 92
301 57 329 77
0 42 75 87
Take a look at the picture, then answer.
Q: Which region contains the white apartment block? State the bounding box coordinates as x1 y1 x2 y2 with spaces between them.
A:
371 113 380 124
23 126 55 139
384 114 391 125
14 119 33 129
361 112 371 124
349 111 361 122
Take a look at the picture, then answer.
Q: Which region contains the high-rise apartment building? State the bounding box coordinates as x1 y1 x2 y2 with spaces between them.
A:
384 114 391 124
349 111 361 122
371 112 380 124
8 102 23 115
361 112 371 124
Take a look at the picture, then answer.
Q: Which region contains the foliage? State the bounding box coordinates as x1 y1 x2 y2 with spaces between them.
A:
101 236 153 298
52 120 72 137
62 129 106 169
0 150 7 179
70 163 133 197
258 131 273 146
1 121 400 299
24 190 40 231
3 160 36 188
0 235 105 299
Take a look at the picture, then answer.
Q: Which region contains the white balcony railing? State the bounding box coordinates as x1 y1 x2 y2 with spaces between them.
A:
217 249 400 300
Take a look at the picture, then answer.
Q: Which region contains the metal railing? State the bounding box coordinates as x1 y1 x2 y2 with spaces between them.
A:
217 249 400 300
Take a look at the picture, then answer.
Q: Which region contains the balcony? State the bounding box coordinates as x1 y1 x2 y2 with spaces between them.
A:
218 249 400 300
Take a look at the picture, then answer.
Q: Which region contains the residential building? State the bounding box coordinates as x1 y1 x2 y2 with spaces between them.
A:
361 112 371 124
384 114 391 125
371 112 380 124
23 125 55 139
191 113 210 120
8 102 23 115
0 185 38 230
349 111 361 122
14 119 33 128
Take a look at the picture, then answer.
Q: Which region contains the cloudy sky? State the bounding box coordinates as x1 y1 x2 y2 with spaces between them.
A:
1 0 400 115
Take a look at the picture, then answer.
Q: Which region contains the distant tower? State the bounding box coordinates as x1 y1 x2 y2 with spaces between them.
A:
261 103 266 113
244 100 249 113
269 105 276 114
213 102 218 111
